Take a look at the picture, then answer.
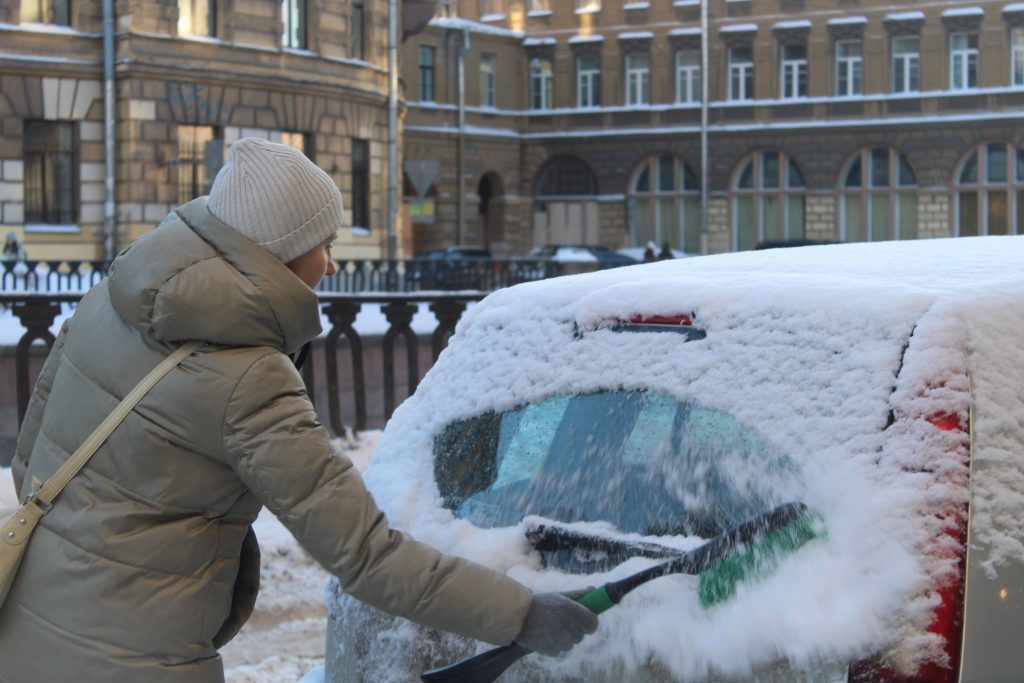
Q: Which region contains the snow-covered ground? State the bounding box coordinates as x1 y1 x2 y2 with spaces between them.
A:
0 430 381 683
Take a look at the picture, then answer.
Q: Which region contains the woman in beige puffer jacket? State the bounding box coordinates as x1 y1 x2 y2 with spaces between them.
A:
0 139 595 682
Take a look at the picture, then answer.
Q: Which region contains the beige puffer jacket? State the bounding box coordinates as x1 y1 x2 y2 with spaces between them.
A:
0 198 532 683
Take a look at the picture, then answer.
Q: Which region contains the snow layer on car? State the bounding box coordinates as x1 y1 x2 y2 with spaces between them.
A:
350 237 1024 681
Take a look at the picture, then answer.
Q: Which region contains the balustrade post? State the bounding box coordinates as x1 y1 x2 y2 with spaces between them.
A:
323 301 366 434
12 300 61 426
381 301 418 420
429 299 467 362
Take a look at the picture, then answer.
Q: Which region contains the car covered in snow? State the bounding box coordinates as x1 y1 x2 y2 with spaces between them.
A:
324 237 1024 683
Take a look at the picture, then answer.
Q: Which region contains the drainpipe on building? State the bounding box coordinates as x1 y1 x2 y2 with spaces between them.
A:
699 0 709 256
102 0 116 261
456 27 469 246
386 0 398 260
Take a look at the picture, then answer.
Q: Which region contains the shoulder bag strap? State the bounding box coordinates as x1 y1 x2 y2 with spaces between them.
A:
26 340 204 512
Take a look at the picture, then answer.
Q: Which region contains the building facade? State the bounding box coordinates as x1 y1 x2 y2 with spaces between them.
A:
1 0 400 261
402 0 1024 256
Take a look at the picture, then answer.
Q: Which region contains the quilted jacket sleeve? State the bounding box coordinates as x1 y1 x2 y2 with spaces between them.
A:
12 319 71 494
222 351 532 646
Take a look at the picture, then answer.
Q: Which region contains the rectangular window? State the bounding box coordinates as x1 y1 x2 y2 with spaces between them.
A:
950 32 978 90
24 120 78 225
351 139 369 230
675 49 701 103
480 53 497 107
480 0 504 17
351 0 364 59
177 125 223 202
835 39 862 96
419 46 435 101
528 0 550 12
577 55 601 107
178 0 215 36
892 35 920 93
530 58 553 109
437 0 456 17
625 53 650 105
576 0 599 12
781 44 807 99
1013 28 1024 87
728 47 754 101
20 0 71 25
281 0 306 49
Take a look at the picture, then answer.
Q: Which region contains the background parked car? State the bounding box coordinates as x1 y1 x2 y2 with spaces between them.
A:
531 244 639 273
404 246 494 290
326 237 1024 683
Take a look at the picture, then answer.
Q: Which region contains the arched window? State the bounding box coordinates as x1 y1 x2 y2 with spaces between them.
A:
731 151 806 251
535 156 598 197
955 142 1024 236
839 147 917 241
627 155 700 252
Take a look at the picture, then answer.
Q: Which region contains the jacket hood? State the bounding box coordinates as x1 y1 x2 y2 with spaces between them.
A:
107 197 322 354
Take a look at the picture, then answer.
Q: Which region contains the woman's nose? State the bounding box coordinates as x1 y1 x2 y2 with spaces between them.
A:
326 259 337 276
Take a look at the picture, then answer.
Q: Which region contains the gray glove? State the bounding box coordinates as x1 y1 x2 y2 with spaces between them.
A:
514 591 599 656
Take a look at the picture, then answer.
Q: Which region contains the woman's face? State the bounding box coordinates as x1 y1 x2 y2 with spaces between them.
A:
285 236 337 288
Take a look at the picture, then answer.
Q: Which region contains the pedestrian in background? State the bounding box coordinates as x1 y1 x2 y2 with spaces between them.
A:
2 232 25 263
0 138 596 682
658 241 674 260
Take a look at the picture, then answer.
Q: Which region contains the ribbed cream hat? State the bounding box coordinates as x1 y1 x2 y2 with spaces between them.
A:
207 137 345 263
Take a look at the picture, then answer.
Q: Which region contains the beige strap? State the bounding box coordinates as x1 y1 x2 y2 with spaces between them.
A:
28 340 203 512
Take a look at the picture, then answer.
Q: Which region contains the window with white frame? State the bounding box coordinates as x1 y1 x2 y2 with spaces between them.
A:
892 35 920 93
530 58 553 109
675 49 701 103
177 125 223 203
576 0 600 12
731 151 806 250
956 142 1024 236
23 120 78 225
780 43 807 98
20 0 71 25
480 0 504 17
835 39 862 96
178 0 216 36
480 53 497 107
950 32 978 89
577 55 601 108
420 46 435 101
628 155 701 253
840 147 918 242
1013 28 1024 87
281 0 306 48
625 53 650 105
728 46 754 101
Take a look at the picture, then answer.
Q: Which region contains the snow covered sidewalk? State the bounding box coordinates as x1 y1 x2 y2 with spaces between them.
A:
0 431 380 683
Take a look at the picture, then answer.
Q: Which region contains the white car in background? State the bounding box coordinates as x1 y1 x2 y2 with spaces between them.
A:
325 237 1024 683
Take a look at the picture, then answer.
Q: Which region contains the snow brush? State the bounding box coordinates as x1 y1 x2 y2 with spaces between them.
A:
421 501 819 683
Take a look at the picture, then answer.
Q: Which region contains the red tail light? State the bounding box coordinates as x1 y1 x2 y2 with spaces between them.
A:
629 314 693 326
850 411 968 683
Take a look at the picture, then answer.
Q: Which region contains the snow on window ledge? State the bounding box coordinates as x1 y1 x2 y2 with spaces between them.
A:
575 6 601 15
673 0 699 6
624 2 650 10
351 226 370 237
24 223 81 234
527 9 553 17
480 13 507 22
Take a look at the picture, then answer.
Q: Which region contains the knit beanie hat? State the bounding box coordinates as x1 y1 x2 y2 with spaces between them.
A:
207 137 345 263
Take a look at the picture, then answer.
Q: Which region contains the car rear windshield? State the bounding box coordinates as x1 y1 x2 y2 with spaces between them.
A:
433 390 797 538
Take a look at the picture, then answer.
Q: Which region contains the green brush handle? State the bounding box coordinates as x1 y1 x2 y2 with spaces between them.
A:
576 586 617 615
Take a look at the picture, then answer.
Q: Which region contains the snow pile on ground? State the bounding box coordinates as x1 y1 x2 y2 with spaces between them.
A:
342 237 1024 681
1 431 380 683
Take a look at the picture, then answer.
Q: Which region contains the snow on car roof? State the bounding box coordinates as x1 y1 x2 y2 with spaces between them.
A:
356 236 1024 680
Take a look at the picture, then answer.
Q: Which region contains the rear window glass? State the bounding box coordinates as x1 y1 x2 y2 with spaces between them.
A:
433 390 798 538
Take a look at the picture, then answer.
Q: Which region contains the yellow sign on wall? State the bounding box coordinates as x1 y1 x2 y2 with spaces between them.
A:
409 198 435 224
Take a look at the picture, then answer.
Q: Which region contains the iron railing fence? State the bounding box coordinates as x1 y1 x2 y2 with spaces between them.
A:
1 258 567 293
1 291 486 438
